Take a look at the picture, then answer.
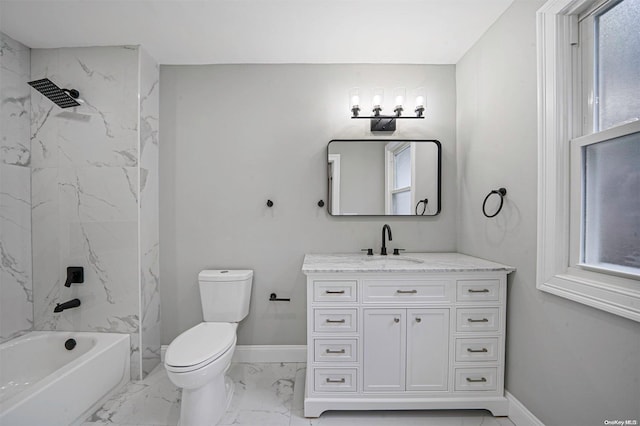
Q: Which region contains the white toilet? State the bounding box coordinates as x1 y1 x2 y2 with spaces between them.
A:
165 269 253 426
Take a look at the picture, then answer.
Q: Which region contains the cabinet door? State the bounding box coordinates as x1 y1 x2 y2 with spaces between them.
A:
363 309 406 392
406 309 449 391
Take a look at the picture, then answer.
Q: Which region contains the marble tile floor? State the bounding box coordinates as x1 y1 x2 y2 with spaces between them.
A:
82 363 515 426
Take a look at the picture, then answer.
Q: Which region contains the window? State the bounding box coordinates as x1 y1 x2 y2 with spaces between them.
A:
593 0 640 131
538 0 640 321
385 142 415 215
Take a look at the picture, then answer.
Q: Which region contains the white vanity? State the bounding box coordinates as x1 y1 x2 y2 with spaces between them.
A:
302 252 514 417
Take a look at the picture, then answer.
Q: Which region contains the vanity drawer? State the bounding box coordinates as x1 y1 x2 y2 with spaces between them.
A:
362 279 452 304
313 280 357 303
455 338 499 362
314 339 358 363
314 309 358 333
314 368 357 392
454 368 498 391
456 280 500 302
456 308 500 332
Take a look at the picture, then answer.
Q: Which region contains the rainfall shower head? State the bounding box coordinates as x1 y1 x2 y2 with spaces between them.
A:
28 78 82 108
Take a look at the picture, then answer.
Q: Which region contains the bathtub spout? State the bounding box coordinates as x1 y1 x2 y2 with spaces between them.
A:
54 298 81 313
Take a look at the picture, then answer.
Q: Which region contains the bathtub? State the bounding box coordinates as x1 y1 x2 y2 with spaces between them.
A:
0 331 130 426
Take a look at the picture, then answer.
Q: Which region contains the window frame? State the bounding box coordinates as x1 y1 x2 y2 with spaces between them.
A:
385 141 416 215
537 0 640 322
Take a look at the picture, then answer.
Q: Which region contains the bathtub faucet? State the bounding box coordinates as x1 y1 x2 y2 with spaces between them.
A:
54 298 81 313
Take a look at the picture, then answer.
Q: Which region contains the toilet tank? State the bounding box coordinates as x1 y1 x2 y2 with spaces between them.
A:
198 270 253 322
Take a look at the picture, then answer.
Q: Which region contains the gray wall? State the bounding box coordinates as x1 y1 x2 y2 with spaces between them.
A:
159 64 457 345
456 1 640 425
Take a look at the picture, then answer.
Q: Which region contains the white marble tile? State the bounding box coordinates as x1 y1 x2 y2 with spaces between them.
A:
85 365 180 425
85 363 514 426
219 362 298 426
1 32 31 167
0 164 32 341
30 46 139 168
58 167 138 222
139 46 161 378
28 45 160 382
57 46 139 117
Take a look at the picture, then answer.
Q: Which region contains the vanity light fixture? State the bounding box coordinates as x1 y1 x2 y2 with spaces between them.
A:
350 87 425 132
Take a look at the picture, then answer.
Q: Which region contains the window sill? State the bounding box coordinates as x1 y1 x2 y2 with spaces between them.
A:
538 270 640 322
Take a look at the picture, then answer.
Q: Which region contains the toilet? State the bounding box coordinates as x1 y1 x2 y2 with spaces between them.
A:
165 269 253 426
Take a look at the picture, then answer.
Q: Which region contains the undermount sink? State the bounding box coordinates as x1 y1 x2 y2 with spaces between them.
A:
362 256 424 265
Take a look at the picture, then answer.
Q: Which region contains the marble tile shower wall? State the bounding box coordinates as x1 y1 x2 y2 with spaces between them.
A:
139 47 161 377
0 32 33 343
30 45 159 379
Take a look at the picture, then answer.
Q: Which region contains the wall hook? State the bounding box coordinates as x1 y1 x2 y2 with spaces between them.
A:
266 199 274 207
482 188 507 218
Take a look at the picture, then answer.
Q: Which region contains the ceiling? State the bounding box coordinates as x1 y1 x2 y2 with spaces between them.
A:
0 0 514 65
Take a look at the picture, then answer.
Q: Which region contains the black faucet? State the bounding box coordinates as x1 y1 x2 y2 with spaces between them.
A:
54 298 81 313
381 224 393 255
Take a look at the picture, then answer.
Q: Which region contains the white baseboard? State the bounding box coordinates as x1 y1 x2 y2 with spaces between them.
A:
506 391 545 426
160 344 307 364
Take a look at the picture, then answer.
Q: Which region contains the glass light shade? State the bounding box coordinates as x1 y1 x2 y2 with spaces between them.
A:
372 88 384 108
349 88 360 108
394 87 406 108
414 87 426 117
349 87 361 117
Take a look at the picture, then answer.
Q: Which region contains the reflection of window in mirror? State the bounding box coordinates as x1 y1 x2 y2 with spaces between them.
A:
385 142 416 215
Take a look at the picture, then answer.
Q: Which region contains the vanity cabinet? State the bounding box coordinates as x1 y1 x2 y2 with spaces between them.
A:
363 308 449 392
302 253 514 418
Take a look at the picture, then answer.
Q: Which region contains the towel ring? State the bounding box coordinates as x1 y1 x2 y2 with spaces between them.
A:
482 188 507 218
415 198 428 215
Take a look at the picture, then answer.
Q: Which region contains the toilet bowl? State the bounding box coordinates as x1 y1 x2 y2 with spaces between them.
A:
165 270 252 426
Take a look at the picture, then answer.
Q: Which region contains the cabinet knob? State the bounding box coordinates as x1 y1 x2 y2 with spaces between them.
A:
415 317 422 323
394 318 400 323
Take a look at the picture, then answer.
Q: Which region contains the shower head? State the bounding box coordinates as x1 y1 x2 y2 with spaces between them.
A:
28 78 82 108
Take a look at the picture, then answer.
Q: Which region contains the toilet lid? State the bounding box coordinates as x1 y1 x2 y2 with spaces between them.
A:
165 323 236 368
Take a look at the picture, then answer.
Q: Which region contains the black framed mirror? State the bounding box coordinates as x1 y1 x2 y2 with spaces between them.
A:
327 139 441 216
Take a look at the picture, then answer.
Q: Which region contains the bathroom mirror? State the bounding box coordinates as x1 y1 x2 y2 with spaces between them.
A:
327 139 441 216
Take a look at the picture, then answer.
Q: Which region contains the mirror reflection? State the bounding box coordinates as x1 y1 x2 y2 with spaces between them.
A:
327 140 441 216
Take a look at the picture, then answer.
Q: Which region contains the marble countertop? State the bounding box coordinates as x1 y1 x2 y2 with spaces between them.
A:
302 252 515 274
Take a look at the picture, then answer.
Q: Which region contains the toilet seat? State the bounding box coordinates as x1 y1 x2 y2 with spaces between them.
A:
165 322 236 373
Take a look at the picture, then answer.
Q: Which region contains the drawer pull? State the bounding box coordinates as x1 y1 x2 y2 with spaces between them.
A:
326 378 346 384
467 347 488 353
396 289 418 294
325 290 346 294
325 348 346 354
415 317 422 323
394 317 400 323
467 318 489 323
466 377 487 383
325 319 346 323
468 288 490 293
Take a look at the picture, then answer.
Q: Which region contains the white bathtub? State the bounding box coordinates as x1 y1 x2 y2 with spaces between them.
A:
0 331 130 426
